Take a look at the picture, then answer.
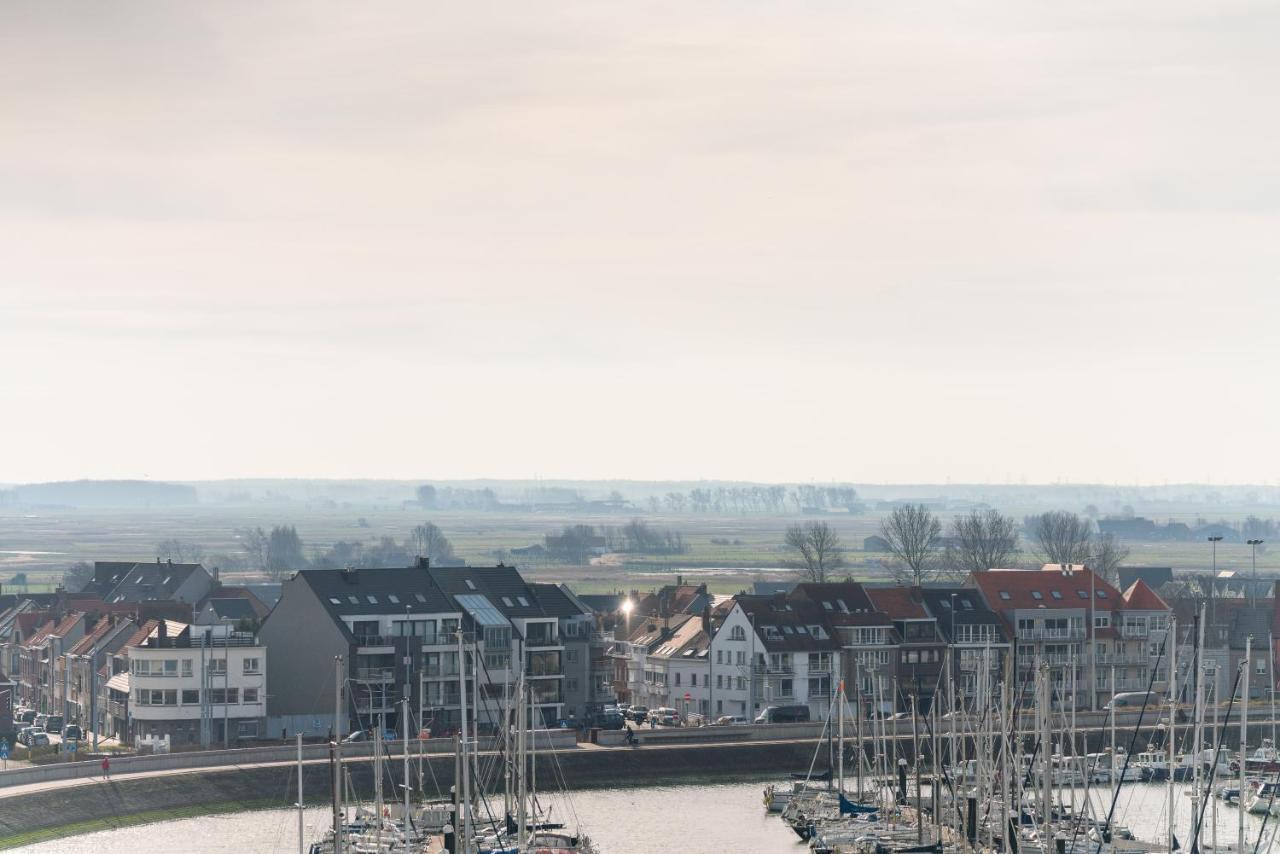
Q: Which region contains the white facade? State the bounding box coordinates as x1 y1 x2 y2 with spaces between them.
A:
129 632 267 744
715 604 840 721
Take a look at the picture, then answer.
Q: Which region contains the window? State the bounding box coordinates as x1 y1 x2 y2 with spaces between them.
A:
387 594 399 604
1096 590 1107 599
241 657 260 674
567 678 578 692
329 597 342 605
730 626 746 641
209 659 227 675
181 689 199 704
674 672 681 686
209 688 239 705
736 651 745 666
243 687 259 703
737 676 746 691
779 679 793 697
414 593 427 603
716 674 724 689
503 597 514 607
237 721 258 739
181 659 193 678
137 689 177 706
1258 659 1268 675
366 595 378 604
1050 591 1063 600
716 650 723 664
465 579 477 590
1030 591 1043 600
566 649 578 663
999 591 1011 600
690 673 697 686
822 601 833 610
348 596 359 605
1076 590 1089 599
517 596 529 607
1095 615 1110 628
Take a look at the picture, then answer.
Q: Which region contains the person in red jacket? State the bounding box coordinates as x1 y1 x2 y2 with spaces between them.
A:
101 756 110 780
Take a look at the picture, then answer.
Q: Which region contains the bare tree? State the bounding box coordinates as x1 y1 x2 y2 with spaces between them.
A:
785 521 845 583
1088 532 1129 585
408 522 457 565
62 561 93 593
1031 511 1093 565
947 509 1020 574
881 504 942 586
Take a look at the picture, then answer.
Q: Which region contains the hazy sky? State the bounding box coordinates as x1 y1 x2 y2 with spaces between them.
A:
4 2 1279 485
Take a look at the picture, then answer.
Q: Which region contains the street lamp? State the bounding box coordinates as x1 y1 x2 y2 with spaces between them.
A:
1248 540 1264 606
1208 536 1224 625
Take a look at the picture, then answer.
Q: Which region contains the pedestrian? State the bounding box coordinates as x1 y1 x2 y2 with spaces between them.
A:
282 726 287 742
624 724 635 746
101 755 110 781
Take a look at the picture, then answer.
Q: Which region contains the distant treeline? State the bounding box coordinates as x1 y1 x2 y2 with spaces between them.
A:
0 480 197 508
413 483 862 515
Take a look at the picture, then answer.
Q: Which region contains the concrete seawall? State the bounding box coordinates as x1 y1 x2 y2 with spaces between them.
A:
0 740 825 846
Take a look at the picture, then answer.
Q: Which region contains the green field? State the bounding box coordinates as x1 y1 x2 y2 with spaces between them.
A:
1 504 1276 596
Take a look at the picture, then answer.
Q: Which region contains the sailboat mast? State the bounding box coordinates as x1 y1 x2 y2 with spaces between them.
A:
403 697 411 837
1239 634 1251 853
838 677 845 795
457 629 472 854
1192 607 1205 845
1168 617 1177 854
297 732 304 854
332 654 344 854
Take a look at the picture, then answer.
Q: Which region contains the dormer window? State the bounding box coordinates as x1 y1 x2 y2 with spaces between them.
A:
1050 591 1063 600
1030 591 1043 600
465 579 477 591
999 591 1011 600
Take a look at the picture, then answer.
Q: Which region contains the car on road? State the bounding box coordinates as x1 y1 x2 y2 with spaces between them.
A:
712 715 748 726
597 711 625 730
18 726 45 746
43 715 63 734
652 708 680 726
28 732 50 748
627 706 650 723
62 724 83 742
17 710 36 725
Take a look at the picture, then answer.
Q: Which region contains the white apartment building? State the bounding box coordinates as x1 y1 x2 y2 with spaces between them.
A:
127 620 267 746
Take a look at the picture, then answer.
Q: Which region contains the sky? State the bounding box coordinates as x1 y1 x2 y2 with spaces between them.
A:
3 1 1279 485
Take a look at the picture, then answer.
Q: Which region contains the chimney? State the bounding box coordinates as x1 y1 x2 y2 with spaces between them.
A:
415 557 430 570
167 558 173 567
677 574 683 587
212 566 220 585
157 621 167 641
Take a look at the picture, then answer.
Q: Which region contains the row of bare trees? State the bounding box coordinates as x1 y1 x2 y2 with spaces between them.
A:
783 507 1130 586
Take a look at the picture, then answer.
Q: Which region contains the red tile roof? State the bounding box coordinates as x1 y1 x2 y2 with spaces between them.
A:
863 586 929 620
123 619 160 649
971 565 1124 614
66 617 118 656
1122 579 1169 611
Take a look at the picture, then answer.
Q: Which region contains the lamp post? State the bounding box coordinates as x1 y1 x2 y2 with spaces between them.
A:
1208 536 1223 625
1248 540 1264 606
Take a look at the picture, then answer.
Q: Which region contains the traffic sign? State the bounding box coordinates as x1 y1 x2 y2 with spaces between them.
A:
684 693 691 701
66 739 77 753
0 743 9 760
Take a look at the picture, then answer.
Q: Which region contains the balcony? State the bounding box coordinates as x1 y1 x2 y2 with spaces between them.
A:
355 634 396 648
421 665 460 679
1121 626 1149 639
355 667 395 682
1022 628 1086 641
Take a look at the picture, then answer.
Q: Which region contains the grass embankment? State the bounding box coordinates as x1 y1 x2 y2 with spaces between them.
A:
0 797 276 849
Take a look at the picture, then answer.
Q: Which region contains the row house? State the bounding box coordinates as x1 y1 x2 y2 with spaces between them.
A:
864 586 946 713
19 612 87 714
613 613 701 711
122 620 267 746
790 583 894 717
971 564 1171 709
725 595 840 721
260 561 572 740
532 584 611 722
79 559 216 606
63 615 136 737
919 586 1010 701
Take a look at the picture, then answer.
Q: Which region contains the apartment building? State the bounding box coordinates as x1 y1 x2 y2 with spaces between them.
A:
864 586 946 712
124 620 267 746
919 586 1010 701
971 564 1171 709
260 561 570 739
789 582 894 717
726 595 840 721
62 615 136 730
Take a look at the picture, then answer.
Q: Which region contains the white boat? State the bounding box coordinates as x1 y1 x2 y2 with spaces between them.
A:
1243 780 1280 816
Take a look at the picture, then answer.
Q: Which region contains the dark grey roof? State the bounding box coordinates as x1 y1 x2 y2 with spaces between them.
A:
1225 605 1273 650
428 566 546 618
752 581 795 596
733 595 841 653
529 583 587 618
576 594 624 614
103 562 207 603
299 566 456 617
81 561 141 597
203 598 256 620
918 586 1009 643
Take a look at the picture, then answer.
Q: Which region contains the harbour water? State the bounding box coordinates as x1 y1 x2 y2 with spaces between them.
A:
11 779 1280 853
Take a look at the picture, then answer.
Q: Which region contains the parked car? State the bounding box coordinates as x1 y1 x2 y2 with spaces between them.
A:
62 724 83 742
28 732 50 748
713 715 748 726
754 705 811 724
32 714 48 730
17 709 36 725
43 715 63 734
653 708 680 726
627 706 650 723
1104 691 1162 711
18 726 45 746
597 712 625 731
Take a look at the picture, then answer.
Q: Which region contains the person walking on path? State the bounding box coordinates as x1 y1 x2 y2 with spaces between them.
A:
101 756 110 781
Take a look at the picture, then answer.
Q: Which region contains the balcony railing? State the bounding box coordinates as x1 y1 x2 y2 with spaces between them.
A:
1121 626 1149 638
356 668 395 682
355 634 396 647
1022 628 1086 641
421 665 460 678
